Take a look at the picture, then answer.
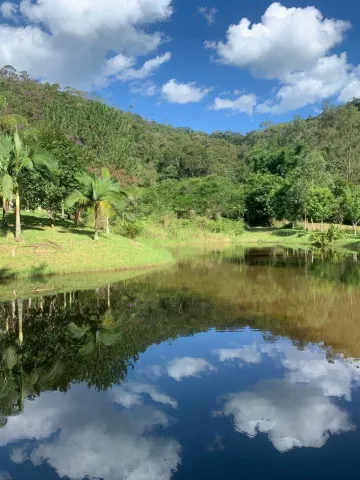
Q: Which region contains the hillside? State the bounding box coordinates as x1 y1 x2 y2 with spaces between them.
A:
1 65 360 246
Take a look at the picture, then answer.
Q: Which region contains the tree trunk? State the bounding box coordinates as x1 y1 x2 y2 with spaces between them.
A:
15 190 22 242
354 223 357 235
105 216 110 234
94 205 99 240
311 218 314 231
61 199 65 220
2 197 6 228
321 220 324 231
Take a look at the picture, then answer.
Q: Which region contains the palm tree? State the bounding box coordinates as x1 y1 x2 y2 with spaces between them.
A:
66 168 123 240
68 310 124 355
0 135 13 227
0 131 56 241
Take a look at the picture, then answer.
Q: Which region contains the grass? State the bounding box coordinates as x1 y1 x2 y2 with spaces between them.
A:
236 227 360 252
0 211 175 280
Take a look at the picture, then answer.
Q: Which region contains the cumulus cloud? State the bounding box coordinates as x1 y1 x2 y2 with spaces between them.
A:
167 357 216 381
256 53 356 113
112 382 178 409
218 379 354 453
215 345 261 363
197 6 217 26
216 343 360 452
162 79 212 104
0 385 181 480
207 2 360 114
210 94 257 115
206 2 349 79
0 0 173 89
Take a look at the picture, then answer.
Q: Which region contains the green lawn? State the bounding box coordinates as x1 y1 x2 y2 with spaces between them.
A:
236 227 360 251
0 211 175 280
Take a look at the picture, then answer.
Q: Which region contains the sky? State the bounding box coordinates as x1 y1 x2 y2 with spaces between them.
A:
0 0 359 134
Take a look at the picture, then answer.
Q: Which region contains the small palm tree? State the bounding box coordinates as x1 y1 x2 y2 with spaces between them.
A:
0 131 56 241
68 311 124 355
66 168 123 240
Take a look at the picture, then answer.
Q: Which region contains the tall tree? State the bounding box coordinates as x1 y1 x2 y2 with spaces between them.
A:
0 131 56 241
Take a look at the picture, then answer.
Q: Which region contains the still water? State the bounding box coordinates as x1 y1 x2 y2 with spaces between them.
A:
0 247 360 479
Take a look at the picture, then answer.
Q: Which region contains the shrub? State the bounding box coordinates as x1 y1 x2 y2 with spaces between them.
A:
312 225 344 248
112 219 144 239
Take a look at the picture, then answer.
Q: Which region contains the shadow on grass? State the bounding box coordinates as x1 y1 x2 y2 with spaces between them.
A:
4 213 74 232
57 227 94 239
29 263 49 283
0 268 18 284
271 230 298 238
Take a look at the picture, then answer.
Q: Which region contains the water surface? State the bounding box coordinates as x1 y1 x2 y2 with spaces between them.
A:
0 247 359 479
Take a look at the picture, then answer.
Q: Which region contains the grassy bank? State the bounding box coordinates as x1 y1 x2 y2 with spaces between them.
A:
237 227 360 251
0 211 175 280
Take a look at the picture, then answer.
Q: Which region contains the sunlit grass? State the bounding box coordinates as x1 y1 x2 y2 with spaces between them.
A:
0 210 174 279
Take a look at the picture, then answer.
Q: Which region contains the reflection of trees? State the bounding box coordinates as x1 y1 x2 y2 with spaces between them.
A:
0 249 359 425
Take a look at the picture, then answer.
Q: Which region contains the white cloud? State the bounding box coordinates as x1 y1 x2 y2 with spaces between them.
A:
210 94 257 115
0 0 173 89
0 385 181 480
10 448 27 465
167 357 216 381
206 2 349 79
112 382 178 409
0 1 16 20
197 6 217 26
257 53 354 113
215 345 261 364
206 2 360 114
162 79 211 104
130 80 158 97
280 347 360 401
218 379 354 453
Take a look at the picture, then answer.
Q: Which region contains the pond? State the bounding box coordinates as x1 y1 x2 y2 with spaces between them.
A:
0 247 359 479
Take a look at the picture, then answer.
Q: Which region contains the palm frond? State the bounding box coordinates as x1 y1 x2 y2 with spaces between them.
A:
0 135 12 159
75 172 93 187
1 174 14 200
101 332 121 347
68 322 89 339
2 346 17 370
101 167 111 180
65 190 89 208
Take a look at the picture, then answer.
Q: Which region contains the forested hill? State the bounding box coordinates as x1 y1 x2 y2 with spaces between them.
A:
1 66 360 186
1 65 360 228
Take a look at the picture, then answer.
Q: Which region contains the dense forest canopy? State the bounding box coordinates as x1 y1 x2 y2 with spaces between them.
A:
1 65 360 232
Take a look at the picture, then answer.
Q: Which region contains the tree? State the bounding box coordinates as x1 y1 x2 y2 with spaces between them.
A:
66 168 123 240
0 131 56 241
244 173 283 226
343 185 360 234
0 135 13 227
307 187 335 230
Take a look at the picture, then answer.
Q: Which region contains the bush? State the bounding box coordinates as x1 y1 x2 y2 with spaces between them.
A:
112 219 144 239
312 225 344 248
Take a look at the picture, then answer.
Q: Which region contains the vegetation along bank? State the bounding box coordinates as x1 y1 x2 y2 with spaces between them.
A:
1 66 360 278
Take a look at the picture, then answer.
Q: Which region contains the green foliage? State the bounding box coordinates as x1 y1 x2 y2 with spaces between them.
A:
343 184 360 233
307 187 336 224
245 173 283 226
112 219 144 239
312 225 344 248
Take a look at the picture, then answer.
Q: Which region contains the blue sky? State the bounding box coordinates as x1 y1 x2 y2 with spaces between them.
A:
0 0 360 133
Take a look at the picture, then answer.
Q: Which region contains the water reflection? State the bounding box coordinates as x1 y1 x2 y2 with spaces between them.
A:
0 248 359 478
